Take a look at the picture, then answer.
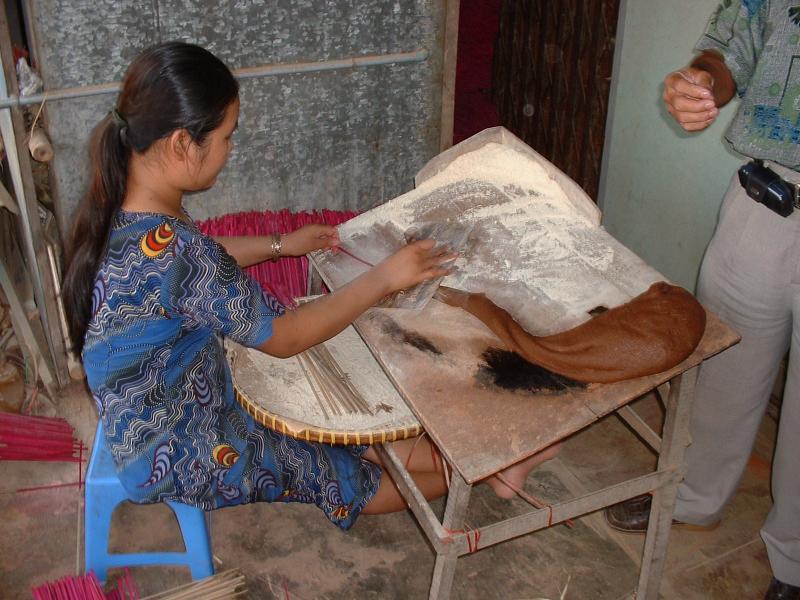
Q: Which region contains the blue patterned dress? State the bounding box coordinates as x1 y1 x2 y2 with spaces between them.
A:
82 210 381 529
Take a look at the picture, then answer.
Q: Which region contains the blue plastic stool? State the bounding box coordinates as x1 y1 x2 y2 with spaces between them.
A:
84 422 214 582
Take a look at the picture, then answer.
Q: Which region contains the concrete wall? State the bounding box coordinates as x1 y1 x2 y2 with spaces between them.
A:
29 0 445 225
598 0 743 291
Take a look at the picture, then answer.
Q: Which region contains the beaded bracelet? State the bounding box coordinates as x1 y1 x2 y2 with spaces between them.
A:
269 233 282 262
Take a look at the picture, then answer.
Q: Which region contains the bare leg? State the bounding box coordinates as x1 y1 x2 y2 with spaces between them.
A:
363 436 446 473
483 443 562 499
361 437 448 515
362 472 448 514
360 436 561 513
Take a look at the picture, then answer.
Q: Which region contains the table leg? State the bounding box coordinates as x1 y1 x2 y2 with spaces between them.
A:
636 367 698 599
429 470 472 600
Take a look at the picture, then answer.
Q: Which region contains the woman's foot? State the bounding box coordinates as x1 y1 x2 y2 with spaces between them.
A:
486 443 562 499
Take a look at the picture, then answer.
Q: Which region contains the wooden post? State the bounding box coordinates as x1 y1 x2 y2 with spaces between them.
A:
0 8 69 386
439 0 460 151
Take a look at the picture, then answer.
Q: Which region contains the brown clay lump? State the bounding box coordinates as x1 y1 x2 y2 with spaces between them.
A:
436 282 706 383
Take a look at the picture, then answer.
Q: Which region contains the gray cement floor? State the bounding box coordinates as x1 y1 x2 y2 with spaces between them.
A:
0 380 775 599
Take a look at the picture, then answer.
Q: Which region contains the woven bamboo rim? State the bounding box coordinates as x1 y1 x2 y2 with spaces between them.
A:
233 386 423 446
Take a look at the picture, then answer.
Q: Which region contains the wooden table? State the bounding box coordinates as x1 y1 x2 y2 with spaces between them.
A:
299 127 740 598
308 262 738 599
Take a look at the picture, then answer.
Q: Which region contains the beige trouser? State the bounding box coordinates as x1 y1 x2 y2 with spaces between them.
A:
674 162 800 586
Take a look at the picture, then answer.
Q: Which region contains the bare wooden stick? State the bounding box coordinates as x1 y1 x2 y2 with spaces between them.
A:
139 569 246 600
301 351 342 416
320 345 372 414
301 351 341 416
307 345 354 411
304 343 372 415
303 347 348 414
295 353 330 419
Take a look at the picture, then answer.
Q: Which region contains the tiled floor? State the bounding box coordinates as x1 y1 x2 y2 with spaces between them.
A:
0 382 776 599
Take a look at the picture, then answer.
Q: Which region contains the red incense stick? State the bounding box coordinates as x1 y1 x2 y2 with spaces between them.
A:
336 245 375 267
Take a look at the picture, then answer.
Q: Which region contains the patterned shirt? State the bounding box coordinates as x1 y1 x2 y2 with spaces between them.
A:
696 0 800 169
82 210 380 529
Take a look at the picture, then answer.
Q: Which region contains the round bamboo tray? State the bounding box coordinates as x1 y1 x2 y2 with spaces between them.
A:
228 327 423 446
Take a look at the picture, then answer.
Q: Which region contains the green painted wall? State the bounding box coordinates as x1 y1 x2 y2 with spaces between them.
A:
598 0 743 291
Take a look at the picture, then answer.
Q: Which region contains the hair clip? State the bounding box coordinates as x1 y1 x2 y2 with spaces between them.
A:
110 107 128 129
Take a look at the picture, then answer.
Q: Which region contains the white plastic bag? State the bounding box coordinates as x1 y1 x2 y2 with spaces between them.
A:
16 57 42 97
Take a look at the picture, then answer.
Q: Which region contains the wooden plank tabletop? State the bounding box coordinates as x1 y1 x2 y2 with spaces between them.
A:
348 299 738 484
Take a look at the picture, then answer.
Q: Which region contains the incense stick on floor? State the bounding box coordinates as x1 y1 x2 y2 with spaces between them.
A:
140 569 246 600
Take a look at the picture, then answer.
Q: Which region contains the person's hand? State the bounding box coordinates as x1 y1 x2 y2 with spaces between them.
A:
282 224 340 256
373 239 456 294
663 68 718 132
434 285 470 308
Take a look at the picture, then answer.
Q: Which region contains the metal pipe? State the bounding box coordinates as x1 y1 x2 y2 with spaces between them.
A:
0 48 429 109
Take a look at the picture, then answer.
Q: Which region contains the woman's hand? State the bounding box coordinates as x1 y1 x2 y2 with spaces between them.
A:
260 239 457 358
373 239 456 295
281 224 340 256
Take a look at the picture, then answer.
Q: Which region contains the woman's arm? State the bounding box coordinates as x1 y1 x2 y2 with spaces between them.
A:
212 235 277 267
213 224 340 267
259 240 453 358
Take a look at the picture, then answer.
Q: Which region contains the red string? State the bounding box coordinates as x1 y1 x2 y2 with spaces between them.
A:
17 481 83 493
78 439 84 490
465 524 481 553
443 524 481 553
430 441 440 474
443 526 463 544
493 472 575 529
336 245 375 267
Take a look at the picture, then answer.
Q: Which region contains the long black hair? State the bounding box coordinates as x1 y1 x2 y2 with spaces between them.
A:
62 42 239 354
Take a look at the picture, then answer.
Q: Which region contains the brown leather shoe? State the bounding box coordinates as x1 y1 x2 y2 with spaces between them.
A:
765 578 800 600
604 494 720 533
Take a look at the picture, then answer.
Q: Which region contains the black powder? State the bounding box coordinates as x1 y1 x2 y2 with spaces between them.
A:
476 348 586 393
380 318 442 355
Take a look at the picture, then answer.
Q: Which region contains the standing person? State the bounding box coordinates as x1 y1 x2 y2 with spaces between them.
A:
62 41 555 533
605 3 800 598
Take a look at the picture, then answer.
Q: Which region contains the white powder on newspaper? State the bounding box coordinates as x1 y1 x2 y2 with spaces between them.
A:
319 142 663 334
351 143 586 228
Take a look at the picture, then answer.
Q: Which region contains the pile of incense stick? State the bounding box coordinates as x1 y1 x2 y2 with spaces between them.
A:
140 570 246 600
32 569 137 600
297 343 372 418
196 209 357 306
0 412 82 462
32 569 246 600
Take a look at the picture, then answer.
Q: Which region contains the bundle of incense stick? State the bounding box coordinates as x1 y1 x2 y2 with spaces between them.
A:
296 343 372 418
0 412 82 462
196 208 357 307
140 570 246 600
32 568 137 599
